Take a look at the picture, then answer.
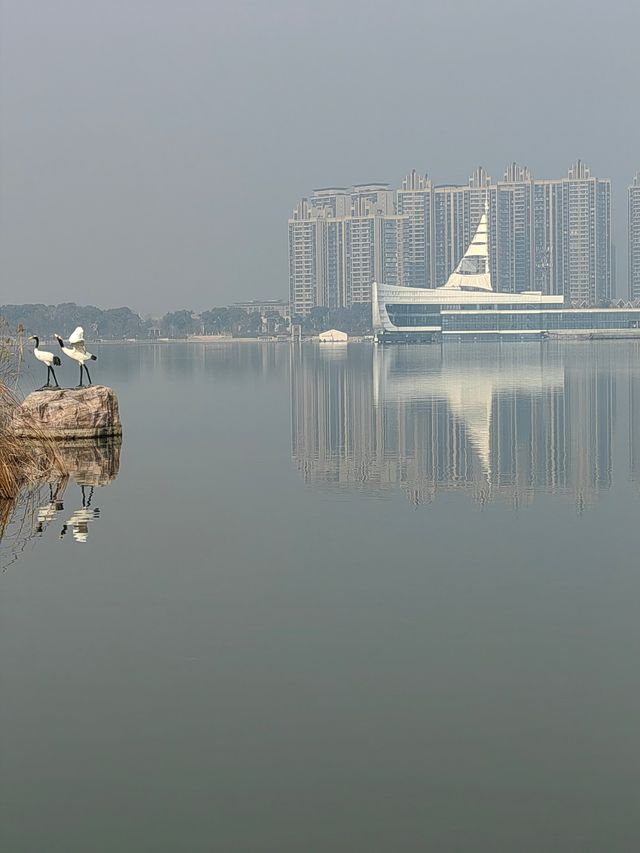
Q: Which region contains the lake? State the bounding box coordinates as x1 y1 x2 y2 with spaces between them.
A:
2 340 640 852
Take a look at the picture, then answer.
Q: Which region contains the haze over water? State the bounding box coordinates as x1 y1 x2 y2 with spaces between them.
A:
2 341 640 851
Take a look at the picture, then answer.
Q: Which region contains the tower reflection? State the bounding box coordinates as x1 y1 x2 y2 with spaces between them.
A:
628 342 640 491
291 344 615 509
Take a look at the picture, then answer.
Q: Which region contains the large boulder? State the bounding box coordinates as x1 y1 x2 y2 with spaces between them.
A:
10 385 122 439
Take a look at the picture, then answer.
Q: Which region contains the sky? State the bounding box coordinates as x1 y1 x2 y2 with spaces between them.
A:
1 0 639 314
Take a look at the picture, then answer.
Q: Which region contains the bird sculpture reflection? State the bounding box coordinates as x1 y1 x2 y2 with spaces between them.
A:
60 486 99 543
54 327 97 387
35 482 65 534
29 336 61 389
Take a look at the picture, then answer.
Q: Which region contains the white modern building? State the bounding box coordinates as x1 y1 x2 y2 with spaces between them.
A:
290 162 613 313
374 209 638 342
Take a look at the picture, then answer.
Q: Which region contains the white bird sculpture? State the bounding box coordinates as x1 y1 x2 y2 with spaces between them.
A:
54 327 97 387
30 335 61 389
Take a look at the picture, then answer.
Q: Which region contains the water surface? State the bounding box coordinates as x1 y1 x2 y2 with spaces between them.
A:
2 341 640 852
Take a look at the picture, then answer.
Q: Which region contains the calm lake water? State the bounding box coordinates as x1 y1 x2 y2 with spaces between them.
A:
2 341 640 851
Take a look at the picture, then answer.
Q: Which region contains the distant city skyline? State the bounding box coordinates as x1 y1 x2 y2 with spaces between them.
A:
2 1 640 313
289 161 619 317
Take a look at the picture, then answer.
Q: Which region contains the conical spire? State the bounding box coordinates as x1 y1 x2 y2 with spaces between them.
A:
440 209 492 292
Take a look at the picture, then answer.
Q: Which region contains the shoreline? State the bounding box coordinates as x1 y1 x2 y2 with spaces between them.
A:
90 331 640 345
94 335 373 344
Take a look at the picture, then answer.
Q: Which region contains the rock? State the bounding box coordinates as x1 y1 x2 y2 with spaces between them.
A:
9 385 122 439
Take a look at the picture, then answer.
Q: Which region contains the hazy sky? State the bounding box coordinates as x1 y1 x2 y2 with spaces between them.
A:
1 0 639 314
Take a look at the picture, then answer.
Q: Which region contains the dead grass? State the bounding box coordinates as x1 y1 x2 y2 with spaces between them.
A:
0 383 65 498
0 320 26 392
0 323 67 563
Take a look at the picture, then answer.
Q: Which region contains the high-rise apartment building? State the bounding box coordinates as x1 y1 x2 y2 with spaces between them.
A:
531 178 563 296
495 164 533 294
288 199 319 317
396 171 433 289
412 161 609 303
629 173 640 301
288 184 406 316
289 162 612 313
560 160 611 305
432 167 495 289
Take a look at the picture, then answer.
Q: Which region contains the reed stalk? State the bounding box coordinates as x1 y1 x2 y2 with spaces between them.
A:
0 322 67 562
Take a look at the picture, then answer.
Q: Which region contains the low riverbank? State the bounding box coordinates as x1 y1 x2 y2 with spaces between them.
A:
94 335 373 344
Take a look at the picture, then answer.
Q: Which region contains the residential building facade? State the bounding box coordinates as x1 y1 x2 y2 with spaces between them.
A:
629 173 640 301
289 162 613 315
288 185 406 316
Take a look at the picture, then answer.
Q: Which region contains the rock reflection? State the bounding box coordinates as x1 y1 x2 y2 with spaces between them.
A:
291 344 616 509
1 437 121 566
54 438 121 487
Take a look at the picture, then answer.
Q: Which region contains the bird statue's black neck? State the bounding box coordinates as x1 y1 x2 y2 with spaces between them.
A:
33 336 39 347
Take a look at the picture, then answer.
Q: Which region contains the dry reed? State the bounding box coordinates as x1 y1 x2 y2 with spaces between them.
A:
0 322 67 563
0 384 65 498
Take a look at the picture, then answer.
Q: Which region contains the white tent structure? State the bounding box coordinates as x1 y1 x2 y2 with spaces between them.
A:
319 329 348 343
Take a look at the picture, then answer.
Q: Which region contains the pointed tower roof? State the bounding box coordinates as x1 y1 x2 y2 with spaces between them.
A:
440 208 493 292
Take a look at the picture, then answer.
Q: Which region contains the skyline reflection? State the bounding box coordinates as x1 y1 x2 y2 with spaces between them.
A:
291 343 626 509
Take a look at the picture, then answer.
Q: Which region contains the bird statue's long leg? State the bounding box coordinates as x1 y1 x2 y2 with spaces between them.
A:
45 366 51 387
50 366 60 388
78 364 84 387
84 365 92 385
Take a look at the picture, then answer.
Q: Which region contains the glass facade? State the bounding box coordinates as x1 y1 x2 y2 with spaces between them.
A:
441 311 640 333
382 304 640 338
386 304 441 327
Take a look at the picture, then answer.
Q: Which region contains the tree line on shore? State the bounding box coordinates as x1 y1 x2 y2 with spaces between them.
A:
0 303 372 339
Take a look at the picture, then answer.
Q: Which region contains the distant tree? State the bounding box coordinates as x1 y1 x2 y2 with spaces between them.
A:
200 307 250 335
103 307 145 338
0 299 370 342
200 307 267 337
0 303 147 340
298 303 372 335
265 312 289 335
161 310 199 338
233 310 262 337
306 307 329 333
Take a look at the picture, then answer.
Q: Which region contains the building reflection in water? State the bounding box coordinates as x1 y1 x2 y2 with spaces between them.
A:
628 343 640 491
291 343 616 509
